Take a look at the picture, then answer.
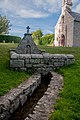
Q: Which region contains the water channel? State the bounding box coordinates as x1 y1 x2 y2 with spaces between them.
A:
9 72 52 120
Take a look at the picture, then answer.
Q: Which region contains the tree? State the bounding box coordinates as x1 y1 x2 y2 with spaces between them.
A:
40 34 54 45
32 29 43 45
0 15 11 34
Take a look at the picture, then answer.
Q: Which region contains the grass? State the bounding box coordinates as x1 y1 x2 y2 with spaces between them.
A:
49 62 80 120
0 43 31 96
39 46 80 120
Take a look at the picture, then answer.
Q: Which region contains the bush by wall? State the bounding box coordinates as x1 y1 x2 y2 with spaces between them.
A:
40 34 54 45
0 35 21 43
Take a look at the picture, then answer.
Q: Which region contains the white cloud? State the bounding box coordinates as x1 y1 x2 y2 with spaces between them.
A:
0 0 61 18
75 4 80 13
17 9 49 18
72 0 80 13
0 0 80 19
33 0 61 13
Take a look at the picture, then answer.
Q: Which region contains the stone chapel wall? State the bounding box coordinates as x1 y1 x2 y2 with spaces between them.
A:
73 21 80 46
65 11 74 46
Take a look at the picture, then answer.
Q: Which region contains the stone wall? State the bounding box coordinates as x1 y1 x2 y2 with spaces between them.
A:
0 74 41 120
73 21 80 46
10 51 75 74
65 11 74 47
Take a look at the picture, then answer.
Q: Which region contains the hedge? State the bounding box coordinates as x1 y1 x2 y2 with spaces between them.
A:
0 35 21 43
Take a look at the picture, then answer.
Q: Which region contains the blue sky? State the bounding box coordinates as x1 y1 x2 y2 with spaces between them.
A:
0 0 80 38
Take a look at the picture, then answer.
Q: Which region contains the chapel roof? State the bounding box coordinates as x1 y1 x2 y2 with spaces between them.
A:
70 12 80 22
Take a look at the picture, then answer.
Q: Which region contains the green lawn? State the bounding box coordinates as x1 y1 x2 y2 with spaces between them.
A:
0 43 31 96
39 46 80 120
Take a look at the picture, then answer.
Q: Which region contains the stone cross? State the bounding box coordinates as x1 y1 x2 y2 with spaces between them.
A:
26 26 30 34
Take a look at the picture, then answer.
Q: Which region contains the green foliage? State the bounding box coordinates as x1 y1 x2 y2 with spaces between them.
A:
0 35 21 43
0 43 31 96
38 46 80 120
40 34 54 45
0 15 11 34
32 29 43 45
32 30 54 46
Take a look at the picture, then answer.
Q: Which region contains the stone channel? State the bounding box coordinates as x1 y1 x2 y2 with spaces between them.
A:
25 72 63 120
9 72 51 120
0 72 63 120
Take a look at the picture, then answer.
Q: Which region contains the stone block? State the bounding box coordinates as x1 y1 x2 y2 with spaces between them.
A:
31 54 43 59
9 98 20 113
53 54 65 59
25 64 32 68
0 98 10 113
54 62 61 67
30 58 41 64
43 53 51 59
10 60 24 67
49 54 64 59
20 67 27 71
67 54 74 58
37 68 46 74
33 64 44 68
19 94 27 106
53 58 59 62
23 87 31 95
10 52 19 59
40 59 44 63
19 54 31 59
25 59 30 63
44 58 49 63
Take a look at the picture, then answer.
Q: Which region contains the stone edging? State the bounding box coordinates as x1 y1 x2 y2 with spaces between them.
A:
25 72 63 120
0 74 41 120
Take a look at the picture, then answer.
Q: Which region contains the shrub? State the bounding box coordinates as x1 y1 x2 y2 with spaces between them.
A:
0 35 21 43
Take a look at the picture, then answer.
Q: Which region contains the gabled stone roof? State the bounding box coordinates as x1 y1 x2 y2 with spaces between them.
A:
16 33 41 54
70 12 80 22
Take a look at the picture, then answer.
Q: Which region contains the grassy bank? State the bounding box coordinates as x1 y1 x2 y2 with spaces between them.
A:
0 43 31 96
39 46 80 120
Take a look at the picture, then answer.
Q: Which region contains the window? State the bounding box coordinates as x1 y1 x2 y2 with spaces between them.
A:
62 15 64 23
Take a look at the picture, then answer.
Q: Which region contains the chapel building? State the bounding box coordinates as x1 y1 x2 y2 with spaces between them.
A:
54 0 80 47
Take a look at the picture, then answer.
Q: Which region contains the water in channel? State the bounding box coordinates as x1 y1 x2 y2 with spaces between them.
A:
9 72 52 120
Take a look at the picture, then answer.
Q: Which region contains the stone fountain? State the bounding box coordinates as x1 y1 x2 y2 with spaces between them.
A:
10 26 75 74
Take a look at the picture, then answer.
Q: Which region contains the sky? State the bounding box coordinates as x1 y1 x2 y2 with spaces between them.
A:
0 0 80 38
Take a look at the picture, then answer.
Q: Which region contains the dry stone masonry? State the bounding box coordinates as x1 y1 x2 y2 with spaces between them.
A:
10 52 75 74
0 73 41 120
54 0 80 47
16 26 41 54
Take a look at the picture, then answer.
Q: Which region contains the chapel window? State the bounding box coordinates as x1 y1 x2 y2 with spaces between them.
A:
62 15 64 23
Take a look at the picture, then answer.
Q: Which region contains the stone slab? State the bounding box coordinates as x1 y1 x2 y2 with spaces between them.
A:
10 60 24 67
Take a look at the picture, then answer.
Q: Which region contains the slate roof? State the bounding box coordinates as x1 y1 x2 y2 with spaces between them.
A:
70 12 80 22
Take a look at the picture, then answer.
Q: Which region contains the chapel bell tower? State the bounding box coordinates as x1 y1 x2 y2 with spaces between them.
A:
62 0 72 14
